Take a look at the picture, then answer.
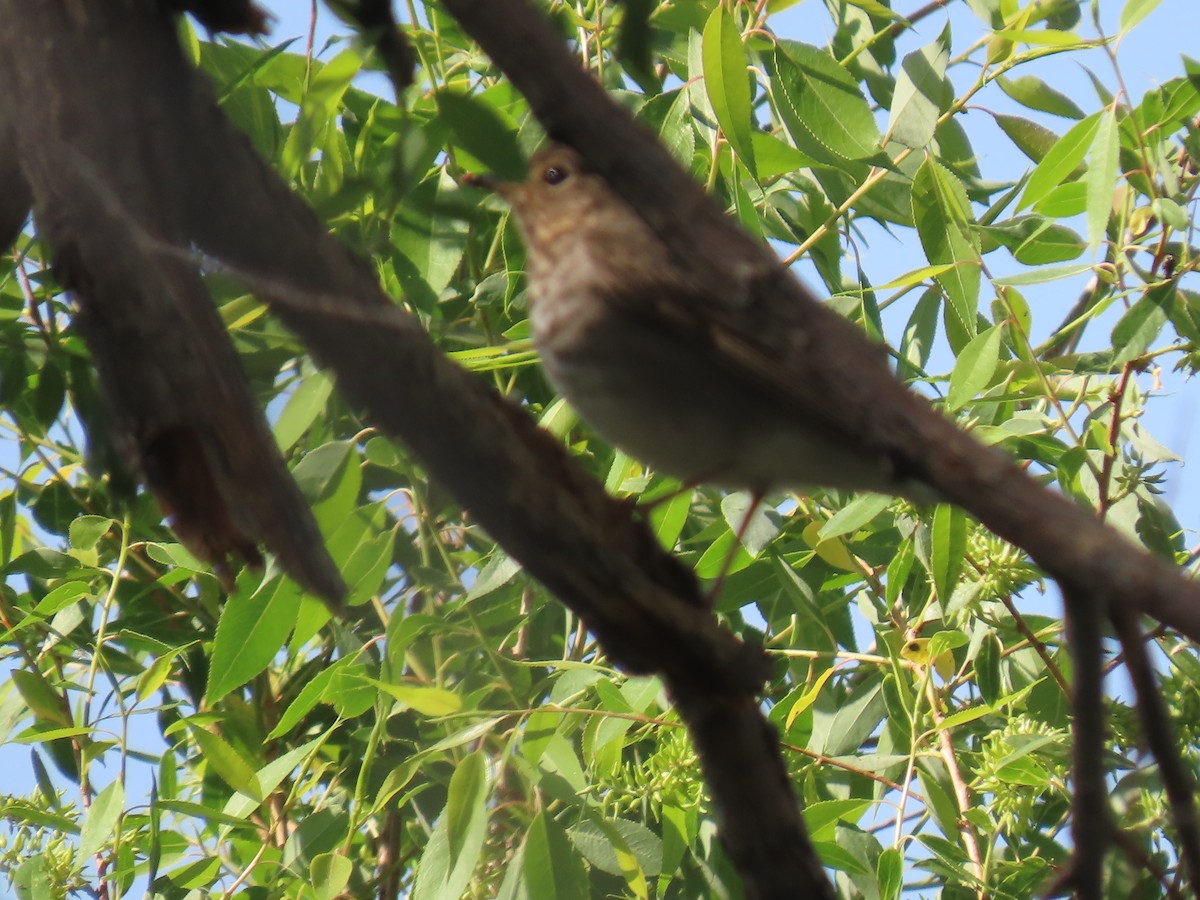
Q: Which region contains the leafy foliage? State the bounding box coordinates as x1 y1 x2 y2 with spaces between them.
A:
2 0 1199 897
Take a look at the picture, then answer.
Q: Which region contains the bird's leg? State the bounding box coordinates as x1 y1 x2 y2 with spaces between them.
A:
705 490 764 607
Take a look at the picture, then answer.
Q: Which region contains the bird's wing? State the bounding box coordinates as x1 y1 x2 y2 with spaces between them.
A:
605 275 898 458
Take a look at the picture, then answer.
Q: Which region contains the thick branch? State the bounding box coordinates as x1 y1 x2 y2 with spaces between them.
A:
0 3 824 897
0 2 344 605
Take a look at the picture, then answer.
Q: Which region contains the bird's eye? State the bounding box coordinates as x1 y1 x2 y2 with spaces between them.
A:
543 165 569 186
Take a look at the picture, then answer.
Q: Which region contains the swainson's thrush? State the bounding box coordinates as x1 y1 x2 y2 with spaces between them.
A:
474 143 921 498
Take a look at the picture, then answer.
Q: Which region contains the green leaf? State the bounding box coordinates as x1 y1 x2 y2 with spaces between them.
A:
361 678 463 716
525 812 590 897
938 701 997 730
996 27 1085 47
812 681 885 756
465 551 521 601
877 847 903 900
947 325 1003 410
292 440 355 502
137 651 185 704
12 670 69 726
11 856 52 900
655 88 697 165
980 216 1085 264
911 158 981 335
274 371 334 453
786 666 838 730
615 0 657 92
68 515 113 552
994 113 1065 165
162 856 222 890
340 527 396 607
446 751 488 863
329 664 377 719
76 780 124 867
752 129 817 177
1120 0 1162 33
702 6 757 177
813 840 872 874
283 808 349 872
281 48 362 179
153 799 250 827
886 24 952 149
32 581 91 616
1085 107 1120 249
268 657 356 739
188 725 261 800
1014 222 1085 265
224 741 322 820
846 0 905 18
997 74 1085 119
721 491 778 556
435 89 525 180
206 576 301 702
1112 284 1172 365
310 853 352 900
802 799 871 841
993 261 1094 285
931 505 968 605
569 818 662 880
1034 181 1088 217
647 485 693 551
819 493 892 540
392 167 471 299
976 631 1002 705
771 42 882 163
1018 112 1101 211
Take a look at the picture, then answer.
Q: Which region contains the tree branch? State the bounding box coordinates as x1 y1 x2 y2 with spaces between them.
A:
0 2 828 896
435 0 1200 650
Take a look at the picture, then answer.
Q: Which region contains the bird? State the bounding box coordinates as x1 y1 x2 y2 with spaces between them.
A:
470 143 923 501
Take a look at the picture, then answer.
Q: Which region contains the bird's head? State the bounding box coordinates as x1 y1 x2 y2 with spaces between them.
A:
468 143 613 251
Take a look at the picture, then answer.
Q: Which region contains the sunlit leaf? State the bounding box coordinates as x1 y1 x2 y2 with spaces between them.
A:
702 6 757 177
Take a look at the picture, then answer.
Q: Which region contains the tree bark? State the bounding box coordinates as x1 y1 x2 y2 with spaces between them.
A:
0 1 831 896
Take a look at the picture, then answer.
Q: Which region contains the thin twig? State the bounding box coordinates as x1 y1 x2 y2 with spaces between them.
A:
1111 607 1200 891
925 678 987 896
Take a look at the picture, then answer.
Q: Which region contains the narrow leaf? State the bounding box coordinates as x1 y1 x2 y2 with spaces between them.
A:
997 74 1085 119
525 812 589 898
911 159 981 335
76 780 124 867
445 751 487 863
886 25 951 149
361 678 463 716
787 666 839 730
1085 107 1120 249
702 6 757 177
188 725 261 800
1018 112 1101 211
1112 284 1173 365
435 89 525 180
947 325 1003 410
207 576 301 702
1120 0 1163 33
931 505 968 605
771 42 881 163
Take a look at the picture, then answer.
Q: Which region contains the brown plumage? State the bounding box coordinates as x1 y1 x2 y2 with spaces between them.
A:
477 143 920 497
